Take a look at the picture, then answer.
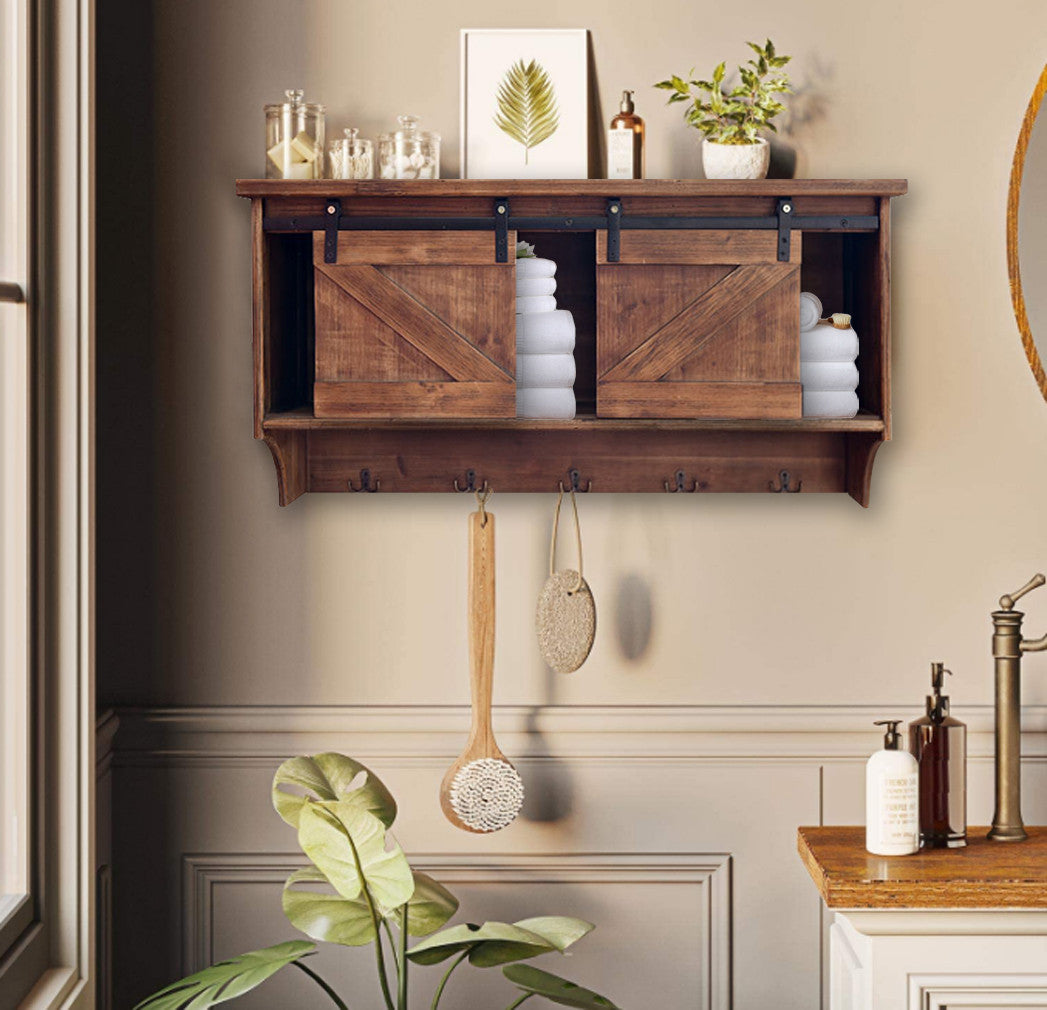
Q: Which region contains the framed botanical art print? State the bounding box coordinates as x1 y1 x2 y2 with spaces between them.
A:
460 28 589 179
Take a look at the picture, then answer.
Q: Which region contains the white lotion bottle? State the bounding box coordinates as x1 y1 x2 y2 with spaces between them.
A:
865 720 919 856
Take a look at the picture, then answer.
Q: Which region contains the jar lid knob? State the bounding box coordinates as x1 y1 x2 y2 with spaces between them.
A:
344 127 359 140
398 114 420 133
284 89 305 106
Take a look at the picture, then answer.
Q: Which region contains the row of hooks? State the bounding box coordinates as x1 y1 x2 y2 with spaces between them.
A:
348 467 802 494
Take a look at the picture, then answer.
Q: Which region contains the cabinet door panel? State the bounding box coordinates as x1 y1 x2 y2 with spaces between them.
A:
596 230 802 420
313 231 515 418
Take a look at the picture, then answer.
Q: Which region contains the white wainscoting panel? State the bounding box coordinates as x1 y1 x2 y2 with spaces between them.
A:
106 704 1047 1010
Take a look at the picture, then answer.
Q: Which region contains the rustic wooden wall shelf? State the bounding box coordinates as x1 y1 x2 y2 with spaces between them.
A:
237 179 906 506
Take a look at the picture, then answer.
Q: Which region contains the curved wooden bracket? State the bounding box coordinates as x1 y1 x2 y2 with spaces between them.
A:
262 431 307 506
846 433 886 508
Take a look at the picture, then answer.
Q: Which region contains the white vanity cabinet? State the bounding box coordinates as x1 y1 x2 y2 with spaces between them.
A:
799 827 1047 1010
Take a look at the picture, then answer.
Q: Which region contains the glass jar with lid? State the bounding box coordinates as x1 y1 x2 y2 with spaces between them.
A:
327 127 374 180
377 115 440 180
265 89 326 179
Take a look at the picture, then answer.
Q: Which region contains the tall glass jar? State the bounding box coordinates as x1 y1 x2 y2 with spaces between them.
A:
377 115 440 180
265 89 325 179
327 127 374 180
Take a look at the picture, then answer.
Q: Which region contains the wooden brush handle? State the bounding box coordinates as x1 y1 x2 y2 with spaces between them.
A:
468 509 495 752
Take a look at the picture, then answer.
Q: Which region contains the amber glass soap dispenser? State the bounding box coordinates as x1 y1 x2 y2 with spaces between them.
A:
909 662 967 848
608 90 645 179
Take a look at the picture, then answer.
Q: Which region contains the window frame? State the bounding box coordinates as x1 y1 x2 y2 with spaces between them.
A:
0 0 95 1007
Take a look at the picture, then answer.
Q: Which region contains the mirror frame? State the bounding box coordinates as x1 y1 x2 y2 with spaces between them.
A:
1008 63 1047 401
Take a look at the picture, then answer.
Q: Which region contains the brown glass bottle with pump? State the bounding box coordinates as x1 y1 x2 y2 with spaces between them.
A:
608 90 645 180
908 662 967 848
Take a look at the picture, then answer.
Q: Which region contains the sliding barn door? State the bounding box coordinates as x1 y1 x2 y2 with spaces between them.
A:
596 230 802 419
313 231 516 418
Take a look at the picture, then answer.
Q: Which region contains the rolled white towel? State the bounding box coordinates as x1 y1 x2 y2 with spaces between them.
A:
799 291 823 332
516 310 576 354
803 389 859 419
800 360 859 392
516 257 557 279
516 386 576 419
800 323 859 363
516 353 576 388
516 276 557 298
517 294 557 315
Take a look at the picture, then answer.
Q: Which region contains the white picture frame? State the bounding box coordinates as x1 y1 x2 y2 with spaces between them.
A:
460 28 589 180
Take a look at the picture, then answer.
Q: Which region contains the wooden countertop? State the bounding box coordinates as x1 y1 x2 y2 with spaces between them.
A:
798 826 1047 909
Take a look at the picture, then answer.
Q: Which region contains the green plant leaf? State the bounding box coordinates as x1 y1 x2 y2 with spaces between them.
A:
403 871 459 936
493 58 560 164
298 800 414 909
134 940 316 1010
502 965 622 1009
272 753 396 829
406 916 592 967
282 866 377 946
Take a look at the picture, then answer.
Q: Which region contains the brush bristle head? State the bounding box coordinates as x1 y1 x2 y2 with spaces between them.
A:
449 758 524 832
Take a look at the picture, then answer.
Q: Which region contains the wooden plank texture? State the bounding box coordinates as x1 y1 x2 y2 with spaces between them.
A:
314 230 510 265
596 382 802 420
596 229 799 265
798 826 1047 909
314 381 515 418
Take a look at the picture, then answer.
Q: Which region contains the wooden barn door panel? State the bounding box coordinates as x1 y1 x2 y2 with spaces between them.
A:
596 230 803 420
313 231 515 419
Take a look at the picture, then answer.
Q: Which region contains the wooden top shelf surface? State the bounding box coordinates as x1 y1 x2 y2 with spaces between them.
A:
263 409 887 433
798 826 1047 909
237 178 908 199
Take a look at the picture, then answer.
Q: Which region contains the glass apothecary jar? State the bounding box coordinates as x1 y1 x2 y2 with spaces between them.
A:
265 89 325 179
377 115 440 180
328 127 374 180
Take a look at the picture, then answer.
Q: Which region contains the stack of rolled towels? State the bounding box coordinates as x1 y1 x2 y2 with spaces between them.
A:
516 255 576 419
799 291 859 419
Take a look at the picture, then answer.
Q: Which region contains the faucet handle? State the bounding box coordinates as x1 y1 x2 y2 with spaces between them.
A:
1000 573 1046 610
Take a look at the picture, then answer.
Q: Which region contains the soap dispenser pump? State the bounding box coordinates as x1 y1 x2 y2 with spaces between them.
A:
908 662 967 848
866 720 919 856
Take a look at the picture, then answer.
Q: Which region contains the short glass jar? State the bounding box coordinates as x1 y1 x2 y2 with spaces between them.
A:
265 89 325 180
327 127 374 180
377 115 440 180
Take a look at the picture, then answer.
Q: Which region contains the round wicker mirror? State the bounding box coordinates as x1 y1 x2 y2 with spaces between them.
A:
1009 64 1047 402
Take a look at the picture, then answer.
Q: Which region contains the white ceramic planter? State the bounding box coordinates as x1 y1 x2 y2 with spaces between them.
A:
702 137 770 180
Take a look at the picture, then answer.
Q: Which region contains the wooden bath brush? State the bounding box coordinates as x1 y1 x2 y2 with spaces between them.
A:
440 492 524 833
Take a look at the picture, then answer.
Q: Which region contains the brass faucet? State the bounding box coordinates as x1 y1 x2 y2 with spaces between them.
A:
989 574 1047 841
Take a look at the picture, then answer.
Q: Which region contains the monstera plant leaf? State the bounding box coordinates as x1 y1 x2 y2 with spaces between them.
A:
272 753 397 829
133 940 316 1010
493 58 560 164
298 799 415 909
406 916 592 967
502 964 623 1009
282 867 458 945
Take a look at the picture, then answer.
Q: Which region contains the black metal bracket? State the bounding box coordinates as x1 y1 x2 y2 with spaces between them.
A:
453 469 487 493
769 469 801 493
776 198 793 262
564 468 592 493
494 198 510 262
324 198 341 263
348 468 380 492
606 198 622 262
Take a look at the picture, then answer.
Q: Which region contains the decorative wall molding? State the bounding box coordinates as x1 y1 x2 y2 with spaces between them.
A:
182 851 732 1010
111 704 1047 765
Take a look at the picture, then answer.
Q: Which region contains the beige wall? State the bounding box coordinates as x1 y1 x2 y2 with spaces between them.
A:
96 4 1047 1007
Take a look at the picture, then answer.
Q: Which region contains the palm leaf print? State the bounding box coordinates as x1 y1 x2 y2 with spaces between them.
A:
493 59 560 165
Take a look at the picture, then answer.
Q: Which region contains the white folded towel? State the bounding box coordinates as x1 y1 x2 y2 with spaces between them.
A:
800 291 823 332
516 276 557 298
800 361 859 392
516 310 576 354
516 257 557 279
517 294 557 315
800 323 859 363
516 352 576 388
516 386 576 419
802 390 859 419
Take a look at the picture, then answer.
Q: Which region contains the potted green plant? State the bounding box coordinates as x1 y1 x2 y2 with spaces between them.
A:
135 753 622 1010
655 40 791 180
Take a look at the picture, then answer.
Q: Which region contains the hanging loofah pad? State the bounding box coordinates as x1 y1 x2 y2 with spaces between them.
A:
536 569 596 674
